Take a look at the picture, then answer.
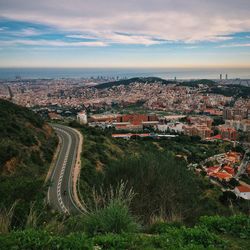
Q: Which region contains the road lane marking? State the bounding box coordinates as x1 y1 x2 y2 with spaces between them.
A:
48 124 84 214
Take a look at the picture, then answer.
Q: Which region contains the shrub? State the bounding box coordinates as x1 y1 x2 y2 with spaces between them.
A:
83 200 139 236
0 229 92 250
93 233 137 249
93 233 178 250
199 215 250 239
147 221 183 234
93 230 226 250
179 227 225 248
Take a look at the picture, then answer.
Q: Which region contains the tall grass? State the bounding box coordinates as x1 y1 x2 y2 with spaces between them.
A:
25 202 42 229
0 201 17 234
88 180 136 212
149 209 183 226
83 181 139 235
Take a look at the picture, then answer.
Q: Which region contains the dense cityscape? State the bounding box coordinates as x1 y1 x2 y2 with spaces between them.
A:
1 76 250 199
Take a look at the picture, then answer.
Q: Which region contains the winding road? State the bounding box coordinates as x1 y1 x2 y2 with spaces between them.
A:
47 124 83 214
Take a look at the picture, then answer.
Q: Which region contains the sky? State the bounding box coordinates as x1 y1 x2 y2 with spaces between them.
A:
0 0 250 68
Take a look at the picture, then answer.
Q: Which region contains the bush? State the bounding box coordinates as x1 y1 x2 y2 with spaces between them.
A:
147 221 183 234
93 229 226 250
0 229 92 250
93 233 138 249
199 215 250 239
179 227 225 248
83 200 139 236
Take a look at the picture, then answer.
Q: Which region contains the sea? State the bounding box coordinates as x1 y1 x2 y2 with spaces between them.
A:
0 67 250 80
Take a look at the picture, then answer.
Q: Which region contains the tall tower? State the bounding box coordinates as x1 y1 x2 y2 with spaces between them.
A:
225 74 228 80
220 74 222 80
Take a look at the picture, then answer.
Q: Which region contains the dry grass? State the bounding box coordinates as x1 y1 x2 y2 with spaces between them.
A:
0 201 17 234
25 202 42 229
87 180 136 213
149 209 183 225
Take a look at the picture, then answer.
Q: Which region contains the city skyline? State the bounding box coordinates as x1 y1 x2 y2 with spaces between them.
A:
0 0 250 68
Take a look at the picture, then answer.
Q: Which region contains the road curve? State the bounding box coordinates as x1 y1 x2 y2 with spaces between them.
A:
47 124 83 214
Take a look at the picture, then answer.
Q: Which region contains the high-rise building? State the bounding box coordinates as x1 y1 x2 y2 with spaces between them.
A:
223 108 248 120
226 74 228 80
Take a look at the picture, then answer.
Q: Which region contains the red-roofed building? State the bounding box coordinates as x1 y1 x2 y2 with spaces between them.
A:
235 185 250 200
218 125 237 141
210 172 232 181
211 134 222 140
222 166 235 175
206 166 220 175
112 133 151 139
120 114 158 125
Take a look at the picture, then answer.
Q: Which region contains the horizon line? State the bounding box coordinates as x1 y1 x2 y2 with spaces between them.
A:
1 66 250 69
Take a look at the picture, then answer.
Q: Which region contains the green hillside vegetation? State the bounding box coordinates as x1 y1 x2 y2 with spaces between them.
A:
208 84 250 98
95 77 175 89
0 114 249 249
0 99 58 227
69 123 235 225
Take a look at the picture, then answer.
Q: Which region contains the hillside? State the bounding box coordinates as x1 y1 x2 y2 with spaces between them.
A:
95 77 175 89
0 123 247 249
208 84 250 98
68 123 237 225
0 99 58 225
1 120 249 249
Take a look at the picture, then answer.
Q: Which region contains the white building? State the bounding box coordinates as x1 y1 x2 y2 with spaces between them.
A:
226 119 250 132
157 122 184 133
77 111 88 125
234 185 250 200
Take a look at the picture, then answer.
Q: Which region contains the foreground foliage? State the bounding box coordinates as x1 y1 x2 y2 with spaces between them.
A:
0 215 249 250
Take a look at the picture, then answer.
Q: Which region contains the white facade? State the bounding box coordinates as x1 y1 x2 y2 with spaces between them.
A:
157 122 184 133
234 187 250 200
77 111 88 125
226 119 250 132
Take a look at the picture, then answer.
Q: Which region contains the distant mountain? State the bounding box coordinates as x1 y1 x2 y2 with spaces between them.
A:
0 99 58 218
209 84 250 98
95 77 176 89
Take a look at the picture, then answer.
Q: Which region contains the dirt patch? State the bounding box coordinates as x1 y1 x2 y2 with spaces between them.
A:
3 157 19 175
96 160 104 172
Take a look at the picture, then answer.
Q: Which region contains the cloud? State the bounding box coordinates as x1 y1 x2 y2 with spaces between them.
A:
0 26 8 31
18 28 42 36
0 39 107 47
66 34 98 40
0 26 44 37
0 0 250 45
184 46 200 49
68 32 167 45
220 43 250 48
